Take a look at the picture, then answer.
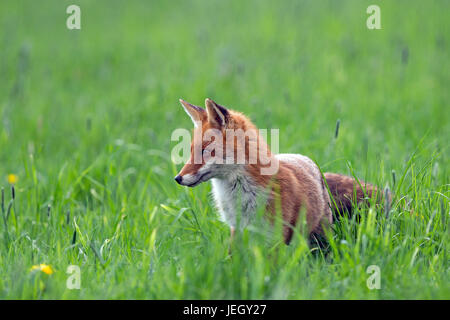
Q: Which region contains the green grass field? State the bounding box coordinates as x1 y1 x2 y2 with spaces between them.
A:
0 0 448 299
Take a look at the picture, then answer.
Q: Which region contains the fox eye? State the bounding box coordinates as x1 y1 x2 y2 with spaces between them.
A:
203 148 216 157
202 145 210 154
202 148 214 157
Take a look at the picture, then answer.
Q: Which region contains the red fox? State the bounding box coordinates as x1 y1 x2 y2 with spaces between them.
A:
174 98 383 244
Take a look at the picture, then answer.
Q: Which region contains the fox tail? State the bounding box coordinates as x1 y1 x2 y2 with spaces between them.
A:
323 172 391 219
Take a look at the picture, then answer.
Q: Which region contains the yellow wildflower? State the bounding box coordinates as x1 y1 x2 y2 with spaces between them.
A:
7 174 18 185
30 264 54 275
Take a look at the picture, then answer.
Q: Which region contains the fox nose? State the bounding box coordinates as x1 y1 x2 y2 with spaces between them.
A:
174 175 183 184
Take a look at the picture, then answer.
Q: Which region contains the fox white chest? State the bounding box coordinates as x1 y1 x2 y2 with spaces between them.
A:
210 175 262 229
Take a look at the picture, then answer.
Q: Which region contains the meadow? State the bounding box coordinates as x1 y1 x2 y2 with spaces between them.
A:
0 0 448 299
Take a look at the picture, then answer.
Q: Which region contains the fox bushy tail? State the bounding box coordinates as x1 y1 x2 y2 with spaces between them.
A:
324 172 390 218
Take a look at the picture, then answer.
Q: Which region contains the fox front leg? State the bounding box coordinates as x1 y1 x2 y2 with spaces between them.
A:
228 227 235 256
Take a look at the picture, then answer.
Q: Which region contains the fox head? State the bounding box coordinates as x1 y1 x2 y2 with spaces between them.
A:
174 98 274 187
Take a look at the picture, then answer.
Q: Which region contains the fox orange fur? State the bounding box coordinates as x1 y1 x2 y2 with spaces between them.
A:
175 98 382 244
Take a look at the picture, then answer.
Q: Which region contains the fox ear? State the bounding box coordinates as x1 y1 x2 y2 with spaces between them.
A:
179 99 206 127
205 98 228 127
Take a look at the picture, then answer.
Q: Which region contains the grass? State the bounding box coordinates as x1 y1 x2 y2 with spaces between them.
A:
0 0 448 299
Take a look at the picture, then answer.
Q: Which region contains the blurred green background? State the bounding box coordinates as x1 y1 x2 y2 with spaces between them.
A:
0 0 448 299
